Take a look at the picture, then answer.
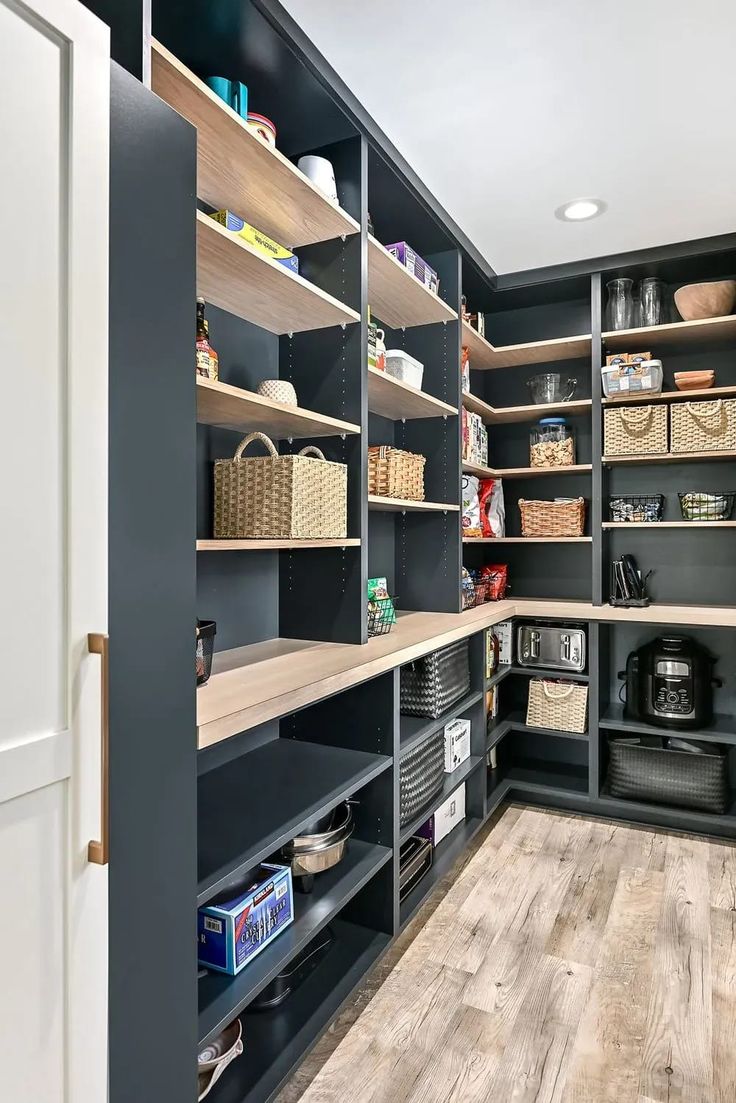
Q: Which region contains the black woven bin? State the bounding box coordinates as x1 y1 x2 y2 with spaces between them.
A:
399 730 445 828
607 738 729 814
400 639 471 719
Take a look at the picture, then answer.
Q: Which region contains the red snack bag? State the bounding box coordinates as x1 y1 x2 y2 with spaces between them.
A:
480 564 508 601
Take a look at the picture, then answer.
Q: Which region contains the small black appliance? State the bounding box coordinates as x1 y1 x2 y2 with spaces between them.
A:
621 635 718 730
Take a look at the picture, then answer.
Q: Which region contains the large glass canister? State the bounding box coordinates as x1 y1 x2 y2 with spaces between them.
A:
605 277 635 331
530 417 575 468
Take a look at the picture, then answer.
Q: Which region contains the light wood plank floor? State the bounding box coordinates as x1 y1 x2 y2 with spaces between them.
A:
279 806 736 1103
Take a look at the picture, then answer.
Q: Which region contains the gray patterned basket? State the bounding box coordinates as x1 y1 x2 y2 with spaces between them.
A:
399 731 445 827
400 639 471 719
608 738 729 814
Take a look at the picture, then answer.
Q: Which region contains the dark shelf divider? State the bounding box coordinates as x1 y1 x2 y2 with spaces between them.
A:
399 755 484 844
198 740 391 905
399 816 483 928
207 920 391 1103
198 839 391 1046
399 689 483 754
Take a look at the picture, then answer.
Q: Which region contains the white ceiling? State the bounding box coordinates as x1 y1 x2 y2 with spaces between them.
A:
282 0 736 274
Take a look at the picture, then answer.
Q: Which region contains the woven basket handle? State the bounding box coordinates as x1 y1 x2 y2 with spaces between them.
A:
233 431 278 460
298 445 327 460
685 399 724 423
619 406 654 426
541 680 577 700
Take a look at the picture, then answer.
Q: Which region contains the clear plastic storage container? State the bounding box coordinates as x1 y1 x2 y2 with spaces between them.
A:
529 418 575 468
601 358 663 398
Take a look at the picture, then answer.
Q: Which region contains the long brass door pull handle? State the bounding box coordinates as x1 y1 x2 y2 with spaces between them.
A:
87 632 109 865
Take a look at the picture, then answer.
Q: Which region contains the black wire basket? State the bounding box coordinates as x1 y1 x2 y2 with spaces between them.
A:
678 491 736 522
609 494 664 523
196 619 216 686
462 576 490 609
367 596 397 637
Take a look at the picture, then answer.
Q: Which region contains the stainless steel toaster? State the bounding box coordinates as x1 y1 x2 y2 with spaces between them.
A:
516 623 586 672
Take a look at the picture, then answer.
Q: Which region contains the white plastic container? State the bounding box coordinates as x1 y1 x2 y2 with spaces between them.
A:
601 358 663 398
385 348 424 390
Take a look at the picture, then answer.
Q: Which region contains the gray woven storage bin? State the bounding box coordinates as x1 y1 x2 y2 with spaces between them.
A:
399 730 445 827
608 738 729 814
400 639 471 719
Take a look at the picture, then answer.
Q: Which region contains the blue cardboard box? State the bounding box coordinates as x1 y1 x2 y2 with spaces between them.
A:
198 863 294 975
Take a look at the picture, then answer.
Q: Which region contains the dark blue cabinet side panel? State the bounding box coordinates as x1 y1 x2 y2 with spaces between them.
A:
108 63 198 1103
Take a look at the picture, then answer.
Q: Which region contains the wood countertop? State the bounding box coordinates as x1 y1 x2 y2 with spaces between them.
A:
197 600 736 748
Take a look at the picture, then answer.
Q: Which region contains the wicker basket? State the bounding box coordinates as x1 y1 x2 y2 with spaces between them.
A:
670 398 736 453
604 404 668 456
527 679 588 734
399 730 446 827
368 445 425 501
608 738 728 814
519 497 586 537
400 639 471 719
214 432 347 539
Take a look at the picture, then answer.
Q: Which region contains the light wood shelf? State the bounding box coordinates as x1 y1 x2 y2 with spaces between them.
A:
197 377 360 439
367 367 456 420
462 320 591 370
368 495 459 513
197 603 736 746
463 391 592 424
602 385 736 406
463 536 592 544
197 212 360 335
197 538 361 551
367 235 457 329
463 461 593 479
603 314 736 351
603 521 736 529
151 41 359 248
604 450 736 466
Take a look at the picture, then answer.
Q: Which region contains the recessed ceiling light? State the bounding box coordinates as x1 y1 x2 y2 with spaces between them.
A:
555 198 607 222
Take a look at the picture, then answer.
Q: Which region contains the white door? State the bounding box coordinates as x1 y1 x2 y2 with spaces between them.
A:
0 1 109 1101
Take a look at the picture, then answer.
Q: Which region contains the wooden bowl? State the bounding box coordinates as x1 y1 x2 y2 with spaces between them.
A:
674 280 736 321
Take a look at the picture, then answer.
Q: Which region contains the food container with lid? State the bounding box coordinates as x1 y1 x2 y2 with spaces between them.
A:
529 418 575 467
385 348 424 390
602 358 663 398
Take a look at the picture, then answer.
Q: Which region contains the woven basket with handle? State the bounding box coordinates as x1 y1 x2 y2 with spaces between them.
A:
368 445 426 500
527 679 588 733
518 497 586 537
213 432 347 539
604 404 668 456
670 398 736 453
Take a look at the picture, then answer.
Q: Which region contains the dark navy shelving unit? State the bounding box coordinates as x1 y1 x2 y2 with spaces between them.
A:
89 2 736 1102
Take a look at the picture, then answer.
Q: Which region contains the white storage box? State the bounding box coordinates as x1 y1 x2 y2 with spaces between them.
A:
385 349 424 390
433 783 466 844
444 717 471 773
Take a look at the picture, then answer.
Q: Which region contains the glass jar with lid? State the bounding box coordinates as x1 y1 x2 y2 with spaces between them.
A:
530 418 575 468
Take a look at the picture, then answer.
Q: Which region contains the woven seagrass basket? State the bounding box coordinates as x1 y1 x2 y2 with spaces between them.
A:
213 432 347 539
604 404 668 456
368 445 425 500
670 398 736 453
518 497 586 538
527 679 588 733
